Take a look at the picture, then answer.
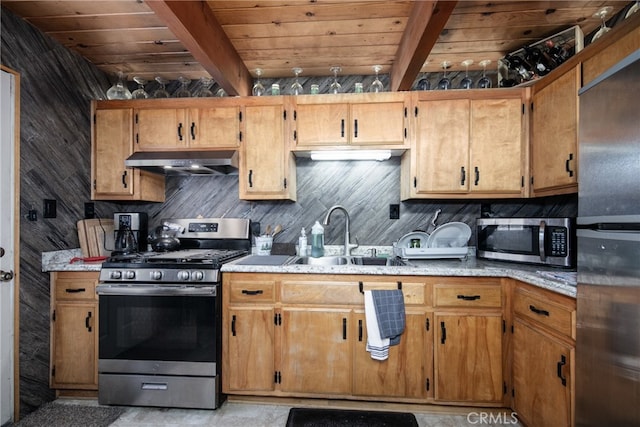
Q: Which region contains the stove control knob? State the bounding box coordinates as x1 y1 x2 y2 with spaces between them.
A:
150 271 163 280
191 271 204 281
110 271 122 280
124 270 136 280
177 270 191 281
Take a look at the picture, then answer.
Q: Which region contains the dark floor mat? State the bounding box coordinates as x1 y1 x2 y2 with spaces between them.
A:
11 402 124 427
286 407 418 427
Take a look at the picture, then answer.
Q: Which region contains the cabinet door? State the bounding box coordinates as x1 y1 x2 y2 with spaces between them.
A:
531 66 579 194
240 104 290 199
350 100 405 145
470 98 523 194
414 99 470 193
513 319 573 427
134 108 186 150
93 108 134 197
189 106 240 149
434 313 503 403
296 103 349 146
51 303 97 389
280 308 352 395
225 307 275 392
353 311 431 398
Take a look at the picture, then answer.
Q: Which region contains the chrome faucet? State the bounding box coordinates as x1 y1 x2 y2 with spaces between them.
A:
322 205 358 256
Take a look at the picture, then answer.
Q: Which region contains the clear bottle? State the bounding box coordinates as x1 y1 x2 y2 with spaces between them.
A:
310 221 324 258
298 227 308 256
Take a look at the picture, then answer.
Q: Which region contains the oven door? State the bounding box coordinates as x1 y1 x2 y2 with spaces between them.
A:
96 284 220 377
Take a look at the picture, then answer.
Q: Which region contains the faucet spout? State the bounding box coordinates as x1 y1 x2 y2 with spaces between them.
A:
322 205 355 256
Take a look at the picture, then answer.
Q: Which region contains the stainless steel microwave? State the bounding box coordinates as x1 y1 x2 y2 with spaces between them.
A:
476 217 575 268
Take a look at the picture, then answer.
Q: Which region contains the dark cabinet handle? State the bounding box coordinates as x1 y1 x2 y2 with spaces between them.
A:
231 315 236 336
474 166 480 186
565 153 574 177
557 355 567 386
190 122 196 140
354 119 358 138
122 170 128 188
460 167 466 185
440 321 446 344
457 294 481 301
340 119 345 138
358 319 363 342
248 170 253 187
241 289 263 295
342 318 347 340
65 288 86 293
85 311 92 332
529 304 550 316
177 123 183 141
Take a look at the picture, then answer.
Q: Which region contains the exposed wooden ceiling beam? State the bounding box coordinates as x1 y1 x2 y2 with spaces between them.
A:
390 0 457 91
145 0 251 96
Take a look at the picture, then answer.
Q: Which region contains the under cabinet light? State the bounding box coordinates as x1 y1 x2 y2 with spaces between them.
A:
310 150 392 161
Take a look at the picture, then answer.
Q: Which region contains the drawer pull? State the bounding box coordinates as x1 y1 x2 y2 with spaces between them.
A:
457 294 480 301
65 288 86 293
241 289 263 295
529 304 550 316
557 355 567 386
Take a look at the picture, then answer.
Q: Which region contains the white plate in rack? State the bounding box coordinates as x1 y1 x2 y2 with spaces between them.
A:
427 222 471 248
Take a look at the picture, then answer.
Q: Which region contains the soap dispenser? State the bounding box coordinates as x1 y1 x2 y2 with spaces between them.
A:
310 221 324 258
298 227 308 256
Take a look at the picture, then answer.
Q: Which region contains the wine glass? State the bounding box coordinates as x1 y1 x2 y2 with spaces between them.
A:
592 6 613 41
197 77 214 97
437 61 452 90
174 76 191 97
476 60 492 89
329 66 342 94
152 76 170 98
290 67 304 95
252 68 265 96
417 72 430 90
369 65 384 92
131 76 149 99
106 71 132 100
458 59 474 89
216 88 227 97
626 1 639 19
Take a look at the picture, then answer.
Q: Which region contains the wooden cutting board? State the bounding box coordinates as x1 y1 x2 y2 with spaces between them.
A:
77 219 114 257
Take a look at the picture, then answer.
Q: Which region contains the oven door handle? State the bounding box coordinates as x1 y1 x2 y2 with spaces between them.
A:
96 285 217 296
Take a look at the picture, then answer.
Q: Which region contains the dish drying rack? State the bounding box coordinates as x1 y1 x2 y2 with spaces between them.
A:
393 245 468 260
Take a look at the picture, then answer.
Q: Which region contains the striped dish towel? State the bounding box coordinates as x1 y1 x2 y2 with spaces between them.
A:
364 290 390 360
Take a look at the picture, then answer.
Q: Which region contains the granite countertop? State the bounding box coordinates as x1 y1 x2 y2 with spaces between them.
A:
42 246 577 297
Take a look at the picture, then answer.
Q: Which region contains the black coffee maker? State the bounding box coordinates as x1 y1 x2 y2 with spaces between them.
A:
113 212 148 254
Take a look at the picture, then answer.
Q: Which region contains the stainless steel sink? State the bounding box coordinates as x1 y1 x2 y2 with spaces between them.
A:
289 256 407 266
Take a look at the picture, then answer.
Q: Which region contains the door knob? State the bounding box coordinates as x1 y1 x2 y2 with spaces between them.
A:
1 270 14 282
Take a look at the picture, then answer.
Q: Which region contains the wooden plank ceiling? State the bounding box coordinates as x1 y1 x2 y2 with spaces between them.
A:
2 0 632 95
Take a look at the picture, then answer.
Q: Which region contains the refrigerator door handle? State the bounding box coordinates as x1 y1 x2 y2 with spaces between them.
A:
539 220 546 262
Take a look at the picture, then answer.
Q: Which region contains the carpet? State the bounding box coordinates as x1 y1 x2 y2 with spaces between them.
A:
11 402 124 427
286 407 419 427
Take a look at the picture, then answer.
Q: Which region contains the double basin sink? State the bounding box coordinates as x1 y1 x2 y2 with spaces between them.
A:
288 255 407 267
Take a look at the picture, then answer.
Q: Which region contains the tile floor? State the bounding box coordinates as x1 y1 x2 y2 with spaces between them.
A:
57 399 523 427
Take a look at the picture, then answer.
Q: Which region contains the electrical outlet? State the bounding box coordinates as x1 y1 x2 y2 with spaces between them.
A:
27 209 37 221
43 199 57 218
84 202 95 219
389 204 400 219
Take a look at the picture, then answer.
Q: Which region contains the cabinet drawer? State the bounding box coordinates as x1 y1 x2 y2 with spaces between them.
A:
514 287 575 338
54 272 98 301
228 280 276 303
281 280 361 305
434 284 502 308
361 281 425 305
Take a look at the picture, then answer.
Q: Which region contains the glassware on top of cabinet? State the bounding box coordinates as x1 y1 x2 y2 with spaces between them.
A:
252 68 265 96
174 76 191 98
437 61 452 90
197 77 215 97
106 71 132 100
329 66 342 94
592 6 613 41
458 59 474 89
417 73 431 90
369 65 384 92
290 67 304 95
476 60 492 89
152 76 170 98
131 76 149 99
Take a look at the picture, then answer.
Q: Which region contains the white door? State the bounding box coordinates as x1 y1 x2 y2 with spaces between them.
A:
0 67 18 424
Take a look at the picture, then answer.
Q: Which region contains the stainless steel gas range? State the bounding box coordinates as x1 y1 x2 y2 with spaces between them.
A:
96 218 250 410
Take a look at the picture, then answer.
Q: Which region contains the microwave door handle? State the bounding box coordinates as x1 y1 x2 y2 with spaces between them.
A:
539 220 546 262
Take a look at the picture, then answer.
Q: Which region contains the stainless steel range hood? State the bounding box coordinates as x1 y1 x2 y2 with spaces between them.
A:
125 151 239 175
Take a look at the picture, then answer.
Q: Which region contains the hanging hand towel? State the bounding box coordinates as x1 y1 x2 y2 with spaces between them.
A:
372 289 406 346
364 290 390 360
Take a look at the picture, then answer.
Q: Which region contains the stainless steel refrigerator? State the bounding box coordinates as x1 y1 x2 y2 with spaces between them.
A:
576 49 640 426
